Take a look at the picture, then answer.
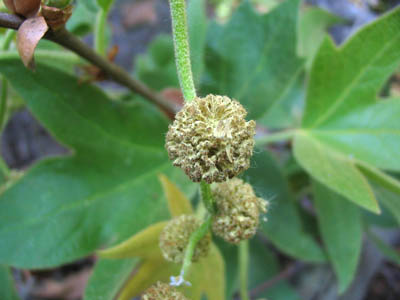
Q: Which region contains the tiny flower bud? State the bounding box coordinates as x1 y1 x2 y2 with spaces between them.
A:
142 282 188 300
159 215 210 263
166 94 256 183
212 178 267 244
3 0 41 17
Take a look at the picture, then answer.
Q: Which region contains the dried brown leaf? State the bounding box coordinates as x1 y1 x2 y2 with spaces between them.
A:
3 0 41 18
17 16 48 70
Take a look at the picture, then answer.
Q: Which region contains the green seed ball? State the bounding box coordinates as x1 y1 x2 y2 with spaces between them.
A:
141 282 188 300
159 215 211 263
166 94 256 183
212 178 268 244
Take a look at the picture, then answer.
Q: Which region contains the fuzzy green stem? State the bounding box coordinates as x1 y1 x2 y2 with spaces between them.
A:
95 9 108 56
255 130 296 146
239 240 250 300
200 181 216 214
169 0 196 102
181 214 212 277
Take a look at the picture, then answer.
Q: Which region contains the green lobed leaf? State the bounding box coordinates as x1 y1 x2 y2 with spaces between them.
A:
0 265 20 300
244 149 326 262
135 35 179 91
298 6 344 68
313 181 363 294
294 7 400 212
84 258 138 300
294 132 379 212
0 58 195 268
188 0 208 86
201 0 304 126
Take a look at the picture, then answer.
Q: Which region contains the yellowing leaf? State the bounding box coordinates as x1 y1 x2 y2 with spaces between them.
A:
193 244 225 300
159 174 193 217
118 258 180 300
98 222 167 260
117 245 225 300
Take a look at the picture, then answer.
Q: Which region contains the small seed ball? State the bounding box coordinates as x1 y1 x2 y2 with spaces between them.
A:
165 94 256 183
141 282 187 300
159 215 210 263
212 178 267 244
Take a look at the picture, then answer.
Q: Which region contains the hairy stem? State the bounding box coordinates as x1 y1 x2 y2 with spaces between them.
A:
239 240 250 300
168 0 196 102
181 214 212 277
255 130 296 146
0 13 178 114
200 181 216 214
95 9 108 56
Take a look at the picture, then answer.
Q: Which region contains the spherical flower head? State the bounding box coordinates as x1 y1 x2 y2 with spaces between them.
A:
159 215 211 263
212 178 268 244
165 94 256 183
141 282 188 300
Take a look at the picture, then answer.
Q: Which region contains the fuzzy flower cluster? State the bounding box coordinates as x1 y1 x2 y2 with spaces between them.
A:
159 215 211 263
212 178 267 244
142 282 187 300
165 94 256 183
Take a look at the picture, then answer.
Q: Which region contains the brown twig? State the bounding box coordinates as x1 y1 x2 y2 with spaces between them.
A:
0 12 178 114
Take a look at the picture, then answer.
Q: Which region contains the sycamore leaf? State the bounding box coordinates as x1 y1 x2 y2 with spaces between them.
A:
201 0 304 126
360 164 400 225
298 7 344 68
159 174 193 217
244 149 326 262
0 59 195 269
294 132 379 212
98 176 224 300
0 265 20 300
84 258 138 300
313 181 362 294
294 7 400 212
117 245 224 300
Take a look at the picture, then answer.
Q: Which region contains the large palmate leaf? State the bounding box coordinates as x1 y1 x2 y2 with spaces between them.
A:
201 0 304 126
294 7 400 212
84 258 138 300
0 58 194 268
297 6 344 68
0 265 20 300
313 181 362 293
244 149 326 262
